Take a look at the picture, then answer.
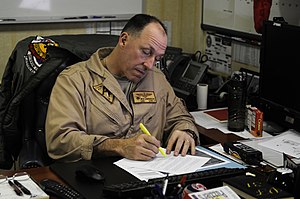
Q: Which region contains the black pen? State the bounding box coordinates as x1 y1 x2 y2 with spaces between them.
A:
8 180 23 196
14 179 31 195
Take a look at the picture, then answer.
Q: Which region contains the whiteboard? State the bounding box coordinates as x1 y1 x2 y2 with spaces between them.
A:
202 0 300 37
0 0 143 20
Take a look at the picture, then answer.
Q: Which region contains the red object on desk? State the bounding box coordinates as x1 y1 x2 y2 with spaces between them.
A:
203 108 228 123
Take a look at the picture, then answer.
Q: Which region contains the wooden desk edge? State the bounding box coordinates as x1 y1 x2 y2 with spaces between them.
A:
0 166 64 184
196 124 245 146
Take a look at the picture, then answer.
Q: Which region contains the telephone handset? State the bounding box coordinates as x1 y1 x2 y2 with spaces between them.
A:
161 46 183 79
164 46 183 65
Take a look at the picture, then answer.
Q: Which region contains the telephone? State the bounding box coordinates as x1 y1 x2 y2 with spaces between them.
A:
160 46 183 79
163 46 183 66
163 47 208 97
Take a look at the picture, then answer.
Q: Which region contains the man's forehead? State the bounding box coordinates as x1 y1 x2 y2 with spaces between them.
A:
142 24 167 48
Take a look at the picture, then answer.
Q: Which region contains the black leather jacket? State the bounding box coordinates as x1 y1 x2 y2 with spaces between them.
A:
0 34 118 169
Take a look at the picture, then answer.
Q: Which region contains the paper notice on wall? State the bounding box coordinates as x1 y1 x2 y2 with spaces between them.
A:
205 33 232 75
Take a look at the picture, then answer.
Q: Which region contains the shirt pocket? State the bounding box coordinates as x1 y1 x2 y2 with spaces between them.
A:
137 96 166 140
88 96 125 137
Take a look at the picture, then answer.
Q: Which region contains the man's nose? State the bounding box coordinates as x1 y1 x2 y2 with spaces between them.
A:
144 56 156 69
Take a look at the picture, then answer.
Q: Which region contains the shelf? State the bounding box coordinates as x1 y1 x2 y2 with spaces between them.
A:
0 14 133 25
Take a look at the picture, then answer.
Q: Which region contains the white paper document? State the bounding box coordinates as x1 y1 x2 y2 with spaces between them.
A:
114 149 211 181
258 129 300 158
114 165 166 181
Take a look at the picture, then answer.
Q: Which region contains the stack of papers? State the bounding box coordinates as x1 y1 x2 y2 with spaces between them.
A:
114 146 245 182
114 149 210 181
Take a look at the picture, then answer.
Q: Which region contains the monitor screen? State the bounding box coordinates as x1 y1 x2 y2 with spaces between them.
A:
182 62 199 80
259 20 300 131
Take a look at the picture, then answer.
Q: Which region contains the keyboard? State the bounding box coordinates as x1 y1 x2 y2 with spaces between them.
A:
103 167 246 198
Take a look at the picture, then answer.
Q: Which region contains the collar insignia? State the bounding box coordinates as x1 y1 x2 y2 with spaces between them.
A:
93 84 114 103
132 91 157 103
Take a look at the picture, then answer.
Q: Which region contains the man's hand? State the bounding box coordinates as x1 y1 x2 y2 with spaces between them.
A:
165 130 196 156
97 134 161 161
121 134 161 160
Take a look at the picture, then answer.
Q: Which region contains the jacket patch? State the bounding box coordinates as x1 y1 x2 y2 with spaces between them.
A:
93 84 114 103
132 91 157 103
24 36 59 74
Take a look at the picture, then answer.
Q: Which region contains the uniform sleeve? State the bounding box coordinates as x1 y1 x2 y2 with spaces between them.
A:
45 69 108 162
161 74 200 145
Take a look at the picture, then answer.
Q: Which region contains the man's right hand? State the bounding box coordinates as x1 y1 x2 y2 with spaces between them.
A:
95 133 161 160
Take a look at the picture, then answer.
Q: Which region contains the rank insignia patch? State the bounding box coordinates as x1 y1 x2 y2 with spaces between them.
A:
132 91 157 103
93 84 114 103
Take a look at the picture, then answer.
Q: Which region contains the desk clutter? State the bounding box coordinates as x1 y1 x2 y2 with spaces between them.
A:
0 172 49 199
191 105 300 198
223 141 263 166
221 141 299 198
200 105 264 138
1 138 299 199
44 145 246 199
102 167 245 198
223 170 294 199
1 116 299 199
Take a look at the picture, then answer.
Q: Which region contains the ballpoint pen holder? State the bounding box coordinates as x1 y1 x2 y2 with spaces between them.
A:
227 74 247 132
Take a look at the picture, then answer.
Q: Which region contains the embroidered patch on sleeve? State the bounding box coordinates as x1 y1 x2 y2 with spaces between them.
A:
132 91 157 103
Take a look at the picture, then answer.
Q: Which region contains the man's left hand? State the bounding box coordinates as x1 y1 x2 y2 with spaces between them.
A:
165 130 196 156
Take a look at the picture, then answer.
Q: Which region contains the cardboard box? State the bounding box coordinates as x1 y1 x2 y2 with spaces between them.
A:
250 107 263 137
246 106 263 137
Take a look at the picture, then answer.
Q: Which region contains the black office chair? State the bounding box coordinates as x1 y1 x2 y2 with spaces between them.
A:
0 34 119 169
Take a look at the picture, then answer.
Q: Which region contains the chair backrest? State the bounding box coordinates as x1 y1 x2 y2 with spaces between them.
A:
0 34 119 169
18 46 83 168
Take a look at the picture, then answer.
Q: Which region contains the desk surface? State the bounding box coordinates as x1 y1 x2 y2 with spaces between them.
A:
50 157 138 199
1 166 61 183
1 126 246 198
0 126 252 199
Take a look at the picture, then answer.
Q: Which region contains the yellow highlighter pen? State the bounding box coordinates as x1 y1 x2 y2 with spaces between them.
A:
139 123 167 157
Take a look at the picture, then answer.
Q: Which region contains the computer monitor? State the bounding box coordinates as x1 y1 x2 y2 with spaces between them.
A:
258 20 300 133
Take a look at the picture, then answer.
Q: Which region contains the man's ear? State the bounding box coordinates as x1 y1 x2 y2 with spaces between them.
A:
120 32 128 46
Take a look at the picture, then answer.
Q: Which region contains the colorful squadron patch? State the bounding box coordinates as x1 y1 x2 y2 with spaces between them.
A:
93 84 114 103
24 36 59 74
132 91 157 103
